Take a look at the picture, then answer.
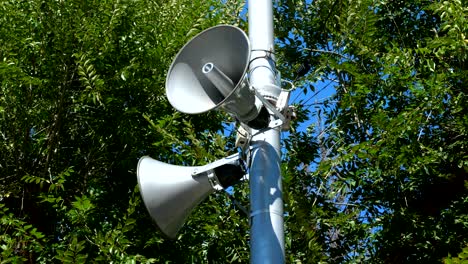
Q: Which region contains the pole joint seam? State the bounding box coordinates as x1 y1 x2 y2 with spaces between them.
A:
250 209 283 218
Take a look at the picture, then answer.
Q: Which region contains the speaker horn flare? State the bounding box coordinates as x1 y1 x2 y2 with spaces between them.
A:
137 154 244 239
165 25 268 128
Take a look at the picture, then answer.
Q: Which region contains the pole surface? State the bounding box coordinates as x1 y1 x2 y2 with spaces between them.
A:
248 1 285 263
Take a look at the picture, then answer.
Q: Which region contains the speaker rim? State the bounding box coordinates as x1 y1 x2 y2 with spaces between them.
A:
165 24 251 114
138 156 183 239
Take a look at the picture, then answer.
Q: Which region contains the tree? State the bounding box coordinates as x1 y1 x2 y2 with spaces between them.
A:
3 0 467 263
275 0 468 262
0 0 249 262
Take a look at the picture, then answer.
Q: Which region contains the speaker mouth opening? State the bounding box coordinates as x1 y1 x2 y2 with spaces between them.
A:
165 25 251 116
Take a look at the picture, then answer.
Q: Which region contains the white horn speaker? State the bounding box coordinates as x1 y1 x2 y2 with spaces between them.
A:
137 155 244 239
166 25 269 128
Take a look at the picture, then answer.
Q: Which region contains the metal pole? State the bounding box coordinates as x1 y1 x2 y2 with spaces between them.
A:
248 1 284 263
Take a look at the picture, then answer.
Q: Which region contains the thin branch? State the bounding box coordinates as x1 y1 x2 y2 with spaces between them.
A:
304 48 354 61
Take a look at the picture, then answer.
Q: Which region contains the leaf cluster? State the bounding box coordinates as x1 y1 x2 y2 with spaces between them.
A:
0 0 249 262
275 0 468 262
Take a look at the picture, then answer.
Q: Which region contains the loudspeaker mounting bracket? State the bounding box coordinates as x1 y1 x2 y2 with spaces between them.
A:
192 153 245 191
250 86 294 131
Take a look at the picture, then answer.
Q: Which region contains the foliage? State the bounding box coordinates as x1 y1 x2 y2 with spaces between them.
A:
0 0 247 262
445 246 468 264
276 0 468 262
1 0 468 263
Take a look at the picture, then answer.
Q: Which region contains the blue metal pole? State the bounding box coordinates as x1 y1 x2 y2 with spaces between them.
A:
248 1 285 263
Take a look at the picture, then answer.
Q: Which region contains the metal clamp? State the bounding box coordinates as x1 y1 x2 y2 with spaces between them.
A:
191 153 244 190
250 86 294 131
